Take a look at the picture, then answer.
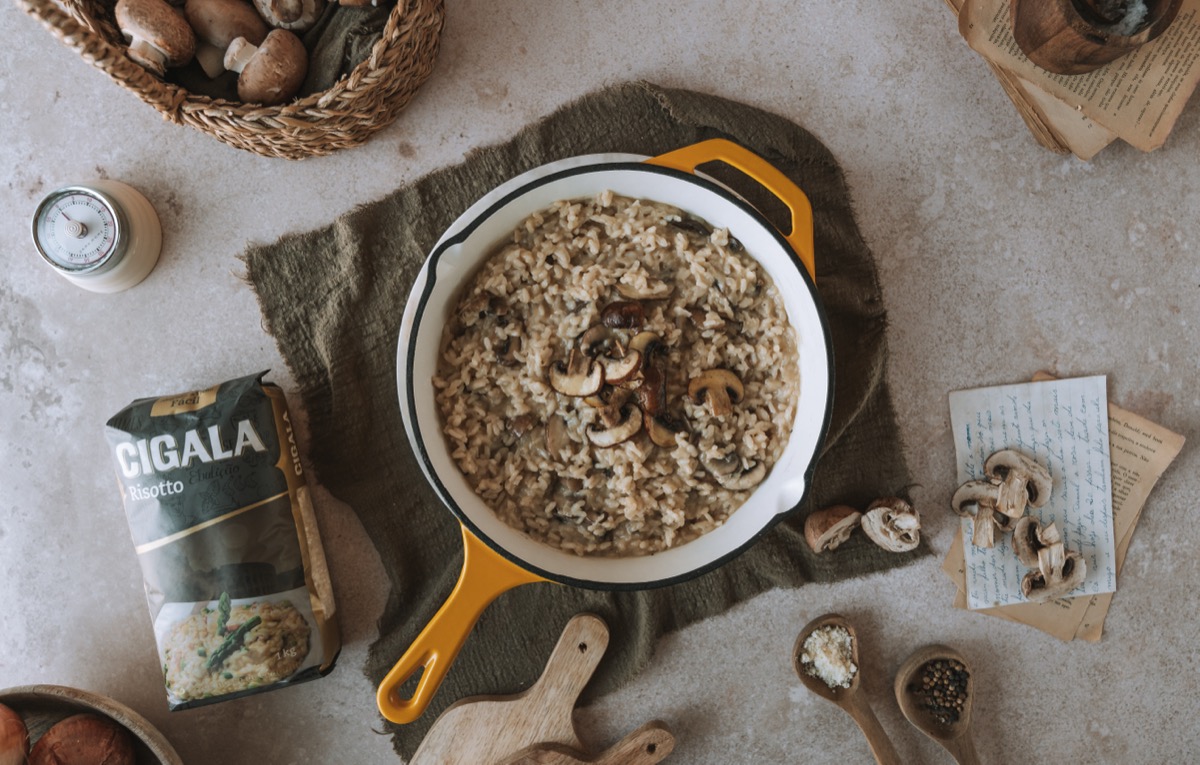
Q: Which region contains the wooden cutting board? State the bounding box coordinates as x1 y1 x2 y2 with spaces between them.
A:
498 720 675 765
409 613 610 765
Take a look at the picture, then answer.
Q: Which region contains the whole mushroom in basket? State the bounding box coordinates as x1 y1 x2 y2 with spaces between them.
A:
254 0 326 31
115 0 196 77
185 0 268 78
224 29 309 106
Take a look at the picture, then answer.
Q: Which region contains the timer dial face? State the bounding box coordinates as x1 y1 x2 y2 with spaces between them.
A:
33 189 122 272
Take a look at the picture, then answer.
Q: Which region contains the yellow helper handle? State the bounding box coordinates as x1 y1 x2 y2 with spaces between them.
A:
645 139 815 281
376 525 547 723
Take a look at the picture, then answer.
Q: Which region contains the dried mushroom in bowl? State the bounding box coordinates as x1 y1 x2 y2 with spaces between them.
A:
434 192 801 556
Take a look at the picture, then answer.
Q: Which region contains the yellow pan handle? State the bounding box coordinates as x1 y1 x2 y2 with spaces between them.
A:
376 525 546 724
645 138 815 281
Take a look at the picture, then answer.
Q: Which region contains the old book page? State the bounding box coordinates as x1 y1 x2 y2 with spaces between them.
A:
961 0 1200 150
943 391 1184 641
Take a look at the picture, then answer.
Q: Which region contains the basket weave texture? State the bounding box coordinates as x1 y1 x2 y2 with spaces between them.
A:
22 0 445 159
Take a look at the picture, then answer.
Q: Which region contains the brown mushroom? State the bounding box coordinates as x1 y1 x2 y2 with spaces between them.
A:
28 714 135 765
688 369 744 418
253 0 325 30
861 497 921 552
184 0 267 77
115 0 196 76
545 415 571 457
627 331 661 356
804 505 862 553
985 449 1053 519
224 29 308 106
549 348 604 397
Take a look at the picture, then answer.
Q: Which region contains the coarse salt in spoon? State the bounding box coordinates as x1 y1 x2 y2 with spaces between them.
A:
792 613 902 765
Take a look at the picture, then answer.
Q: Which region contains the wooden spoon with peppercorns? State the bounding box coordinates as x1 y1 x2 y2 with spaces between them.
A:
792 614 902 765
894 645 980 765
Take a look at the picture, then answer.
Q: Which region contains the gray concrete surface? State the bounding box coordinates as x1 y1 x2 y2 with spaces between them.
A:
1 1 1197 763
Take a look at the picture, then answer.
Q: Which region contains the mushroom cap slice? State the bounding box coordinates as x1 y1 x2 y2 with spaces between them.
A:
115 0 196 75
862 497 921 552
226 30 308 106
951 479 1000 518
549 349 604 397
1012 517 1062 568
701 452 740 477
544 415 571 457
585 404 642 447
600 300 645 330
1021 546 1086 602
985 449 1053 516
715 461 766 491
804 505 862 553
688 369 744 418
646 410 689 448
602 350 641 385
627 331 662 356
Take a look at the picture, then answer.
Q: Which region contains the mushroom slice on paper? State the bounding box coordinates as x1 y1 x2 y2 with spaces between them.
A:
1012 517 1062 568
984 449 1053 518
1021 543 1087 602
804 505 862 553
861 497 921 553
952 479 1005 549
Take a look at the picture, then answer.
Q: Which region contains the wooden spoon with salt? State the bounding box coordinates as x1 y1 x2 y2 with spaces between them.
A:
792 613 901 765
894 644 980 765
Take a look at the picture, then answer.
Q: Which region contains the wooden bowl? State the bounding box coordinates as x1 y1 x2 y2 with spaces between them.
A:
0 685 182 765
1012 0 1184 75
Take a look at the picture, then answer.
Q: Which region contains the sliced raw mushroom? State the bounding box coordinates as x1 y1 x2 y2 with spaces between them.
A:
600 300 645 330
1021 542 1087 602
1012 517 1063 568
586 398 642 448
549 348 604 397
645 410 689 448
616 278 674 300
688 369 744 418
984 449 1052 519
951 479 1005 549
861 497 921 553
804 505 862 553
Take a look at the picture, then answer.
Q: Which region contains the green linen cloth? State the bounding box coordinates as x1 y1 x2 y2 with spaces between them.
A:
243 81 925 758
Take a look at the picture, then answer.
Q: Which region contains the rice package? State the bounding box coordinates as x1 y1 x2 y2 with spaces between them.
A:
105 372 339 709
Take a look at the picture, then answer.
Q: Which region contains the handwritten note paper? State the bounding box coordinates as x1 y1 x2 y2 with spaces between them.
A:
949 376 1116 610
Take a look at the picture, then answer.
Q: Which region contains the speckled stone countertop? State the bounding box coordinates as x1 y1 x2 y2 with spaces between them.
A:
1 2 1197 763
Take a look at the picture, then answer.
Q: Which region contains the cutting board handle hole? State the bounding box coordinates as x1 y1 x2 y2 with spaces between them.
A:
577 642 588 653
646 743 658 754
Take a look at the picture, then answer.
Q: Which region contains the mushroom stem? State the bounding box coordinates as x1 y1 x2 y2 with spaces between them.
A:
223 37 257 73
126 39 169 75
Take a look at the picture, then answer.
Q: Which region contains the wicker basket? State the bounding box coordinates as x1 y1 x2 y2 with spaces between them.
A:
21 0 444 159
